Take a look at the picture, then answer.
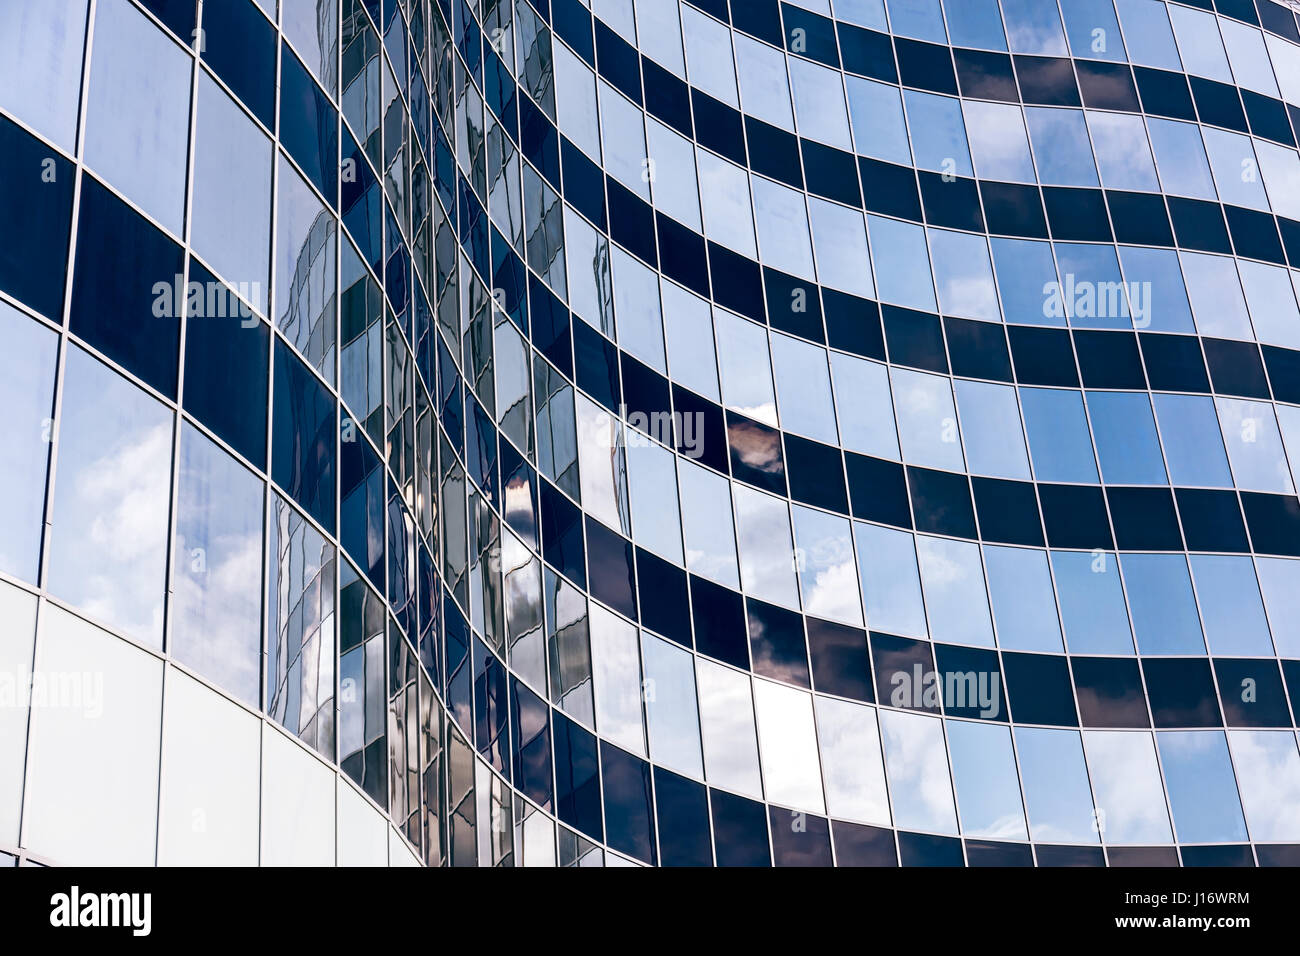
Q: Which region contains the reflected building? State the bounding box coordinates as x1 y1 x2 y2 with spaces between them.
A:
4 0 1300 867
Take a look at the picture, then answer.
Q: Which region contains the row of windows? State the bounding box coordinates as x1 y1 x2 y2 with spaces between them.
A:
10 567 1300 869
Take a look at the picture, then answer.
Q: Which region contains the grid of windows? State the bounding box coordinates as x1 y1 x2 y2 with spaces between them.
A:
5 0 1300 867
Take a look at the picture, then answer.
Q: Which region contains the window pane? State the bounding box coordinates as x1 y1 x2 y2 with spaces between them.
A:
0 304 57 584
48 347 172 648
1051 550 1134 654
1021 387 1099 483
929 229 998 320
832 353 898 459
677 457 739 588
1083 731 1173 844
271 338 337 529
790 57 851 149
1086 391 1166 485
879 710 958 834
753 679 825 813
1014 727 1099 843
1189 555 1273 656
814 696 890 825
856 523 927 637
589 604 645 756
84 0 190 234
846 76 910 165
172 425 264 706
869 216 937 311
266 493 336 759
1001 0 1067 54
0 0 87 152
891 367 964 472
904 89 971 176
694 658 762 797
917 535 994 646
192 73 272 313
954 380 1029 479
1228 730 1300 842
792 505 862 626
772 333 837 444
1026 108 1098 186
984 545 1062 652
642 634 703 780
1157 731 1248 844
947 720 1028 840
1086 111 1158 192
1216 398 1294 494
733 485 799 610
1152 394 1231 487
275 156 337 383
1120 553 1204 655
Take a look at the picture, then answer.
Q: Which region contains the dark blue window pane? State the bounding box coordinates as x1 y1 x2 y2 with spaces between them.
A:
340 425 385 588
747 598 809 687
600 741 656 865
769 805 832 866
182 259 269 467
653 768 711 867
0 114 74 321
271 337 336 531
807 618 872 703
71 175 183 397
281 42 339 203
554 711 602 840
1002 652 1078 726
710 789 770 867
833 822 898 866
1071 657 1149 728
511 677 552 807
202 0 277 127
691 574 748 668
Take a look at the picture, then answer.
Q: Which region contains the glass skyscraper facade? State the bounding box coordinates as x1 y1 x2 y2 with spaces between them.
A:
4 0 1300 868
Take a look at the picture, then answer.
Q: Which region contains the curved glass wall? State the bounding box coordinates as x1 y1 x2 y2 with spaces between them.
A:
3 0 1300 866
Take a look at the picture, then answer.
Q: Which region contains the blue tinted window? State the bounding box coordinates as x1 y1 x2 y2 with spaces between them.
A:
1152 394 1230 486
0 0 87 152
201 0 276 126
275 155 337 383
0 303 58 585
272 338 336 531
1121 553 1205 655
83 0 191 235
1060 0 1125 62
1020 387 1099 483
1157 731 1248 843
942 0 1007 50
182 260 270 468
280 42 339 203
70 176 184 397
984 545 1063 652
1051 550 1134 654
1026 108 1098 186
0 115 75 322
992 238 1060 326
172 425 264 705
192 73 272 313
1189 555 1273 656
1000 0 1067 55
47 347 173 648
1086 391 1166 485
